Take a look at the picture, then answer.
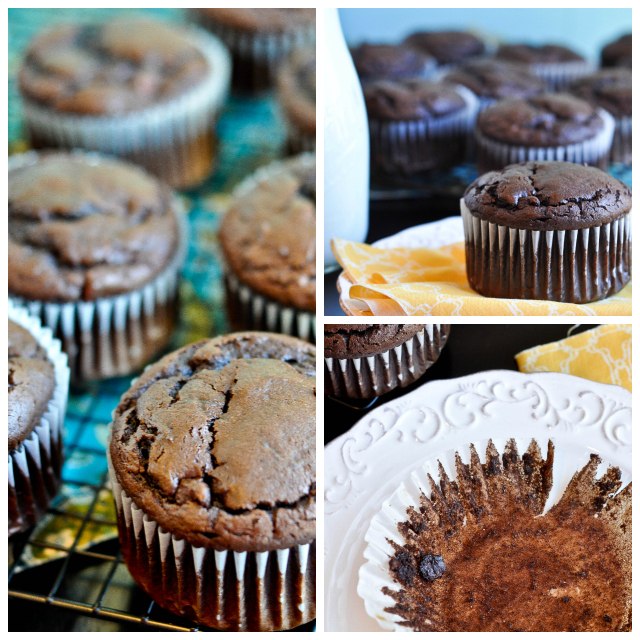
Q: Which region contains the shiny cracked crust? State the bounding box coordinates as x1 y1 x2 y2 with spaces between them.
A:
464 161 631 231
351 43 436 83
9 152 180 302
384 440 631 631
8 321 55 451
19 18 208 115
110 332 316 552
219 155 316 311
324 324 426 359
477 94 606 146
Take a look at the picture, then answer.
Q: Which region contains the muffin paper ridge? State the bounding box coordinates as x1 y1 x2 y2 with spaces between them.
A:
107 451 315 631
529 59 594 91
8 302 70 536
461 200 631 303
325 325 449 399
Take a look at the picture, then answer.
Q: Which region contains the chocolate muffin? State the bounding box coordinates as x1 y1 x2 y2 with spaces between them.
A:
495 43 592 90
190 8 315 93
403 30 486 67
8 151 186 382
443 59 546 111
9 303 69 537
350 43 437 83
220 154 315 342
461 161 631 303
277 48 316 153
108 332 316 631
325 324 450 400
474 93 615 173
18 17 230 189
364 79 478 175
371 440 631 631
601 33 631 69
569 68 632 164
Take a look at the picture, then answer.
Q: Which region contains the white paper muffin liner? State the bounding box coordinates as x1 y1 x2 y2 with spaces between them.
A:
8 302 70 537
528 59 594 91
21 24 231 189
225 272 316 343
475 106 615 173
222 153 316 342
9 152 189 382
191 12 315 93
107 453 315 631
611 115 631 165
369 85 479 175
461 200 631 303
325 325 449 400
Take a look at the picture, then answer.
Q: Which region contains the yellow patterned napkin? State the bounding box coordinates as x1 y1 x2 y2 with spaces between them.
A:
333 239 632 316
516 325 631 391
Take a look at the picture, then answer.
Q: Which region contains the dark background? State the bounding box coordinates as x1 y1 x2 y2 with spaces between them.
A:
325 323 596 443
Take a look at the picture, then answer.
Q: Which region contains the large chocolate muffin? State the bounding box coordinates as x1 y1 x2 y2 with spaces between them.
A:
350 43 436 83
364 79 477 174
18 17 230 188
9 151 184 381
220 154 316 341
474 93 614 172
381 440 631 631
109 332 316 630
461 161 631 303
324 324 450 399
403 30 486 66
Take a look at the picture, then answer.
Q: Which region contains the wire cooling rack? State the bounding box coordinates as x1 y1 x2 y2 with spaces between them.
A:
8 7 315 632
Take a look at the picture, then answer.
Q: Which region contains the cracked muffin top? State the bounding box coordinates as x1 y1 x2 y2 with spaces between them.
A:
569 68 631 119
443 60 546 101
192 8 315 34
363 80 469 121
8 320 55 451
219 154 315 311
325 325 426 358
496 43 585 64
383 440 631 631
351 43 437 83
464 161 631 231
19 17 209 115
9 152 181 302
403 30 486 66
476 93 608 146
110 332 316 551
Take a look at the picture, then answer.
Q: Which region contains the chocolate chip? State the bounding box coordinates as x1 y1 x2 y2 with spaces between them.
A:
603 615 612 623
562 596 571 603
419 554 446 581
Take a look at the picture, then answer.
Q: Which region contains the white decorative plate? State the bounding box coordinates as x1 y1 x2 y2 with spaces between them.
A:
337 217 464 315
324 370 631 632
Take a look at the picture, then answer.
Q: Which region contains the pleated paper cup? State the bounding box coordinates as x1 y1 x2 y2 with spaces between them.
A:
611 115 631 165
190 11 315 93
475 107 615 174
8 302 70 537
325 325 450 400
224 272 315 343
21 25 231 189
369 85 479 176
461 200 631 303
528 59 594 92
9 153 189 383
107 453 315 631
